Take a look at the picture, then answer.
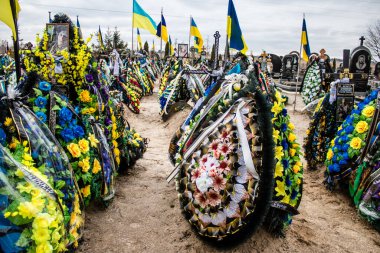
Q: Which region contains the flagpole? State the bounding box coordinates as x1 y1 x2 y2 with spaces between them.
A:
10 0 21 81
160 8 163 57
293 13 305 112
132 0 135 53
189 16 192 50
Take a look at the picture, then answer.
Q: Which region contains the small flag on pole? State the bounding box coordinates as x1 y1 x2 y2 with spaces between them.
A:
227 0 248 54
156 14 169 43
300 16 311 62
137 28 143 50
133 0 157 35
190 17 203 52
0 0 21 39
98 25 104 50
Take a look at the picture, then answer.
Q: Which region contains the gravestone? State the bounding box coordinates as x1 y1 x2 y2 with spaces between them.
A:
281 53 299 80
269 53 282 78
349 42 371 93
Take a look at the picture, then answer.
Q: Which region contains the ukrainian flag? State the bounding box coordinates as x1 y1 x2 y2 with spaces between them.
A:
0 0 21 39
301 17 311 62
190 17 203 52
137 28 143 50
133 0 157 35
98 25 104 49
169 36 174 55
152 39 155 51
227 0 248 54
156 14 169 43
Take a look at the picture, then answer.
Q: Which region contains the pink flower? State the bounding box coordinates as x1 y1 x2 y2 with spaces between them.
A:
218 159 231 173
208 140 220 152
219 143 233 155
208 168 218 177
213 174 227 191
220 130 230 141
191 169 202 182
212 150 221 159
207 190 222 207
200 155 208 165
194 191 209 208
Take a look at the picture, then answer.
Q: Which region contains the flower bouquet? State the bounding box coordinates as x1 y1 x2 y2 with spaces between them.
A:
325 90 379 187
301 60 325 106
168 71 275 241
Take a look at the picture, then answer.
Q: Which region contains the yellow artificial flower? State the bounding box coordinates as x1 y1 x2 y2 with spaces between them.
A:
355 121 369 134
292 143 299 149
306 129 310 135
289 148 296 157
113 147 120 157
4 117 13 127
273 129 280 141
133 133 141 139
78 139 90 154
67 143 82 158
288 133 297 142
78 157 91 173
115 156 120 165
9 137 20 149
293 164 301 174
81 185 91 198
36 240 53 253
327 149 334 160
275 146 284 160
4 212 11 218
92 158 101 174
51 229 62 243
33 213 53 229
88 134 99 148
338 125 343 131
275 180 286 197
112 140 118 148
18 201 39 219
350 137 362 150
288 122 295 131
362 106 375 118
282 194 290 204
271 102 282 116
275 162 284 178
112 130 119 140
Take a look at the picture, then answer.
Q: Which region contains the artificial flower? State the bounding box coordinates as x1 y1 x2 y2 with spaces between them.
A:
79 90 93 103
362 105 375 118
78 139 90 154
206 190 222 207
39 81 51 91
327 149 333 160
67 143 82 158
4 117 13 127
355 121 369 134
92 158 101 174
288 133 296 142
18 201 39 219
81 185 91 198
350 137 362 150
35 111 47 123
35 96 48 108
78 157 91 173
88 134 99 148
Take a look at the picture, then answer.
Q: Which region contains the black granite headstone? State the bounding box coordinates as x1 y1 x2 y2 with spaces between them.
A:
349 45 371 92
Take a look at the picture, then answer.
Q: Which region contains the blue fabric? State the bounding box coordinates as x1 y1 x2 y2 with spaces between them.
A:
227 63 241 75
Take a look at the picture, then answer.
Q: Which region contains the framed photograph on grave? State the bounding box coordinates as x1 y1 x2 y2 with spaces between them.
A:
336 83 355 123
178 44 188 58
46 23 69 55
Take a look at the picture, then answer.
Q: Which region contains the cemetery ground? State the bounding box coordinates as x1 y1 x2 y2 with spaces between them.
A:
78 93 380 253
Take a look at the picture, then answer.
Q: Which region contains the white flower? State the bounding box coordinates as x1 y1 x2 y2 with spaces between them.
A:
196 172 213 193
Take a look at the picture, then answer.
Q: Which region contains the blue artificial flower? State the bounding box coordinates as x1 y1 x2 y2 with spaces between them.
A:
346 126 354 134
0 128 6 146
34 96 47 108
339 159 348 166
286 176 292 187
281 139 288 150
291 190 298 200
31 150 39 159
343 144 349 151
59 107 73 123
351 109 360 115
68 119 78 128
281 123 287 132
282 109 288 117
72 125 85 139
60 128 75 142
74 106 80 114
39 81 51 91
343 153 349 160
282 159 289 169
333 164 340 173
358 103 365 111
35 112 47 123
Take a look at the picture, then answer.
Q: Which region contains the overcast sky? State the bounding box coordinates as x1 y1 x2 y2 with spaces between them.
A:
1 0 379 58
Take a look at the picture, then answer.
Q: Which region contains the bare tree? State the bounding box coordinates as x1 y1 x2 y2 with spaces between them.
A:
366 20 380 61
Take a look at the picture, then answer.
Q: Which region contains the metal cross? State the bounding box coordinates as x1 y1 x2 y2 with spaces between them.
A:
213 31 220 70
359 36 365 46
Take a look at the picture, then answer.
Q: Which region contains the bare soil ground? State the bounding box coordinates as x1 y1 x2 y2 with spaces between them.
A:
78 93 380 253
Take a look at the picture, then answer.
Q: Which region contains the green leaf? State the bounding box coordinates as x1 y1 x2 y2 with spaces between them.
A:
16 228 32 247
33 88 43 97
52 105 61 111
32 106 39 112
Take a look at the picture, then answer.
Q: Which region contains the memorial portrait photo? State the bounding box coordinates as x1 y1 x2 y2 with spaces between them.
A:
46 23 69 54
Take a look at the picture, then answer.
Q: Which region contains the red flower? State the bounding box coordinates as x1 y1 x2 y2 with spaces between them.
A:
209 140 220 152
218 159 231 173
191 169 202 182
206 189 222 207
213 174 227 191
194 191 209 208
219 143 232 155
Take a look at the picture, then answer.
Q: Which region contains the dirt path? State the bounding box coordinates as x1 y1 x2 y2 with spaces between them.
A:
79 93 380 253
